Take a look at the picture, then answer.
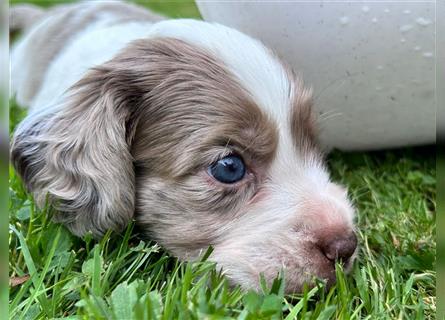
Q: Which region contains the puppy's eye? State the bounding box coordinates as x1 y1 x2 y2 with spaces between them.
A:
208 155 246 184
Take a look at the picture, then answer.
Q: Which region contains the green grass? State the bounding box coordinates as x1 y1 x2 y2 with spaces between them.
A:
9 0 202 18
9 1 436 319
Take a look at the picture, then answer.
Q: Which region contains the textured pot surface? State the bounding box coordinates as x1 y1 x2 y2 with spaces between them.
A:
197 1 437 150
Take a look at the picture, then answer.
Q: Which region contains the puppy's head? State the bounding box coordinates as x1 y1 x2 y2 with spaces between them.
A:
11 23 356 292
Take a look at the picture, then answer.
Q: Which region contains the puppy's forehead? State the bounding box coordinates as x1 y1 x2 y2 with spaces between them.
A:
148 20 292 125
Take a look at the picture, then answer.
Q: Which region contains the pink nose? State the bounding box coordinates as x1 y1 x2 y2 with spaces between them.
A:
319 232 357 263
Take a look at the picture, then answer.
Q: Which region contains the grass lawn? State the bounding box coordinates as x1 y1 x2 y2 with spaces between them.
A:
9 1 436 319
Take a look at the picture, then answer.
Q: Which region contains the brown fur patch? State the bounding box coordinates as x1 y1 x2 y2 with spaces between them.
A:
288 76 319 156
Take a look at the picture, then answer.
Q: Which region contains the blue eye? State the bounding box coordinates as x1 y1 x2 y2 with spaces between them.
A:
208 155 246 184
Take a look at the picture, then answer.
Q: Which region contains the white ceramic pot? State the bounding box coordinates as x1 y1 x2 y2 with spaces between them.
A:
196 1 438 150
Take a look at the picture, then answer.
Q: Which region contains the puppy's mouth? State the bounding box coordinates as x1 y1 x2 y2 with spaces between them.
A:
312 251 357 290
305 240 358 289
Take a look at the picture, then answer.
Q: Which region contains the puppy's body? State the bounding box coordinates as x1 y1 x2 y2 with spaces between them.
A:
12 1 163 111
11 1 357 292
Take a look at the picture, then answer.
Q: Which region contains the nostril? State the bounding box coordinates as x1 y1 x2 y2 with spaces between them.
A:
321 232 357 262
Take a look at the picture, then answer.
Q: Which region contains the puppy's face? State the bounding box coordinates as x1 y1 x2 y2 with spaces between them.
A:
127 38 357 291
12 35 356 292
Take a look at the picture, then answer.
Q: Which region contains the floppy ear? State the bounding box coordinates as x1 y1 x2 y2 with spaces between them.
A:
11 61 143 237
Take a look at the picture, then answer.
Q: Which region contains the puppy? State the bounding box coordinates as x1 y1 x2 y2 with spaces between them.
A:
10 1 357 293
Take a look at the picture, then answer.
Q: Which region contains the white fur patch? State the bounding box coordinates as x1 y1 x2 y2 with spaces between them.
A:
29 22 155 114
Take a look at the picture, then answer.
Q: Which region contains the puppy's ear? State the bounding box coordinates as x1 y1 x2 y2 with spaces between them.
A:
11 60 143 237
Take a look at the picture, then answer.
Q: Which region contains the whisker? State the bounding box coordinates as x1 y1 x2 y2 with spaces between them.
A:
313 72 359 102
318 111 344 123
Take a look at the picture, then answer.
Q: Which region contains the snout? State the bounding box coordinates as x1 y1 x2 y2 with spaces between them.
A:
318 231 357 264
317 229 357 266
